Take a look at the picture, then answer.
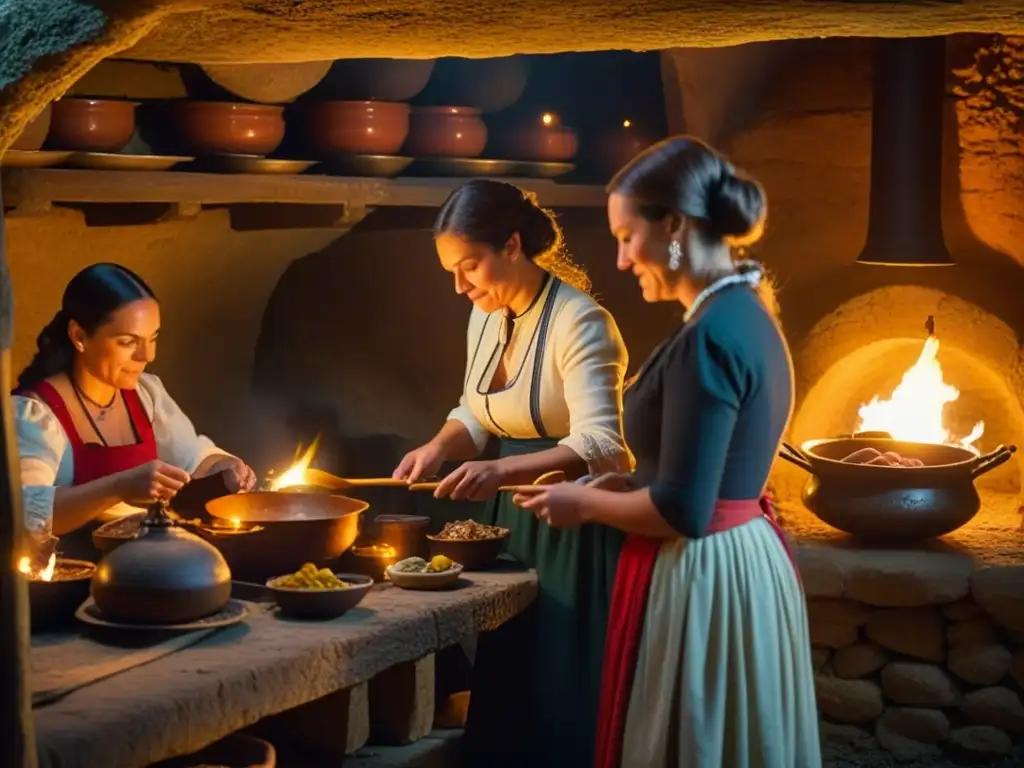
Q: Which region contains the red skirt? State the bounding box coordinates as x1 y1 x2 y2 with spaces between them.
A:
594 497 797 768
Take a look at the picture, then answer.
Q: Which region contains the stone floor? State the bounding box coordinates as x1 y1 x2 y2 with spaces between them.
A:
823 735 1024 768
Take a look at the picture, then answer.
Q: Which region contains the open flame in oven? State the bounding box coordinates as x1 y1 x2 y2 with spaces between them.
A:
856 335 984 450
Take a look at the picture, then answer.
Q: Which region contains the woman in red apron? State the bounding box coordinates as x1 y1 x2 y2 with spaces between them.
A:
516 137 821 767
15 263 255 561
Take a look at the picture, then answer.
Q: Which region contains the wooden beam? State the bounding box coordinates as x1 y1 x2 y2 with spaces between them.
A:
0 176 38 768
0 169 606 212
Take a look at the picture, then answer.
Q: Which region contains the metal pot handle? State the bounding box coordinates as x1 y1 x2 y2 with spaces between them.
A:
778 442 813 473
971 444 1017 479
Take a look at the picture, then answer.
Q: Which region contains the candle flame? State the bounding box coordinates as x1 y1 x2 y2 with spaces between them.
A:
541 113 554 126
622 119 632 128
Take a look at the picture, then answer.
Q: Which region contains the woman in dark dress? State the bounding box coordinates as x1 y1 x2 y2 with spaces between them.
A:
392 180 630 767
516 137 820 767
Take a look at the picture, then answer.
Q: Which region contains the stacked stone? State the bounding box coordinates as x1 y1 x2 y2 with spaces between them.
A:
800 548 1024 762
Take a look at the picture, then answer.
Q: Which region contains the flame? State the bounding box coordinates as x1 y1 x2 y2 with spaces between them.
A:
269 436 322 491
18 552 56 581
856 335 984 449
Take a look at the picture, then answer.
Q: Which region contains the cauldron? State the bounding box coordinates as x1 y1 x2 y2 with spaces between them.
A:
779 435 1016 541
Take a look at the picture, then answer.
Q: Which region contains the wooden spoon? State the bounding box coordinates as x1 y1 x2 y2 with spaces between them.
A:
276 468 410 493
408 469 566 493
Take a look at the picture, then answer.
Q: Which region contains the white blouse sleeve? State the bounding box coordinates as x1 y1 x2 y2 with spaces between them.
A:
14 395 66 534
137 374 230 474
445 309 491 453
552 300 632 474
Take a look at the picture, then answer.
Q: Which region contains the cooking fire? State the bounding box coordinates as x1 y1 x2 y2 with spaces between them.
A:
856 319 983 452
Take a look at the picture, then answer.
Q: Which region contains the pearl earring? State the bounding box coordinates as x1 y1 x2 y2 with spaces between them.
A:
668 240 683 271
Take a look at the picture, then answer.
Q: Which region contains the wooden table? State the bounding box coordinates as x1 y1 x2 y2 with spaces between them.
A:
32 570 537 768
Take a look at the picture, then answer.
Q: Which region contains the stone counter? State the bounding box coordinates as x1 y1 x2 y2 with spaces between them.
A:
32 570 537 768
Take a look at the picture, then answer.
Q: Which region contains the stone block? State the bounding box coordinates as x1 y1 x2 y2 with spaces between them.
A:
947 615 998 646
795 547 845 598
865 608 945 662
811 646 832 672
962 686 1024 734
947 725 1013 759
973 566 1024 634
874 720 941 762
808 598 869 648
842 550 972 607
814 676 884 723
369 655 436 746
259 682 370 758
880 662 960 707
942 598 983 621
833 642 888 679
879 707 950 743
947 642 1013 686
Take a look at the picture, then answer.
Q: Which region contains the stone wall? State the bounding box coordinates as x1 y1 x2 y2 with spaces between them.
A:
800 547 1024 763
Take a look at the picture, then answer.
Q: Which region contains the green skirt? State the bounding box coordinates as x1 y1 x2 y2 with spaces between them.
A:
440 437 626 768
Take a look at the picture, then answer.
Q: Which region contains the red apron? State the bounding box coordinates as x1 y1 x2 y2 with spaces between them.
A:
23 381 157 558
594 496 799 768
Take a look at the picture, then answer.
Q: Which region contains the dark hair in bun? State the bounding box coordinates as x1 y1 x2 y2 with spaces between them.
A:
607 135 766 245
434 179 590 292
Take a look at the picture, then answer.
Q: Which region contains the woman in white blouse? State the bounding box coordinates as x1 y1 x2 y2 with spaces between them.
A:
393 180 630 768
15 263 255 560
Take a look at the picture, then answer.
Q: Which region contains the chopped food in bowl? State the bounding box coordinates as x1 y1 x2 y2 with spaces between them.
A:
265 563 372 619
426 520 510 570
386 555 464 591
268 562 357 590
434 520 509 541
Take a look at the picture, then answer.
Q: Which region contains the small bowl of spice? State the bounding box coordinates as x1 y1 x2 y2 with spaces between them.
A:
266 562 373 620
385 555 463 590
426 520 510 570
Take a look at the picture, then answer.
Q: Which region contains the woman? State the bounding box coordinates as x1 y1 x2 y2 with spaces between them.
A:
393 179 630 767
516 137 821 767
16 263 255 560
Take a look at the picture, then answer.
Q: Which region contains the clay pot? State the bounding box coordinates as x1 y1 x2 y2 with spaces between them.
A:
173 101 285 156
47 98 137 152
306 100 410 156
510 123 578 162
11 104 52 151
406 106 487 158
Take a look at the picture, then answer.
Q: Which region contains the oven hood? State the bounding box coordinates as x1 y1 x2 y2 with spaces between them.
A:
856 36 954 267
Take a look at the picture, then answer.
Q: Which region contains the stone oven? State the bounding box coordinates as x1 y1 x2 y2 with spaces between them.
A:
4 3 1024 767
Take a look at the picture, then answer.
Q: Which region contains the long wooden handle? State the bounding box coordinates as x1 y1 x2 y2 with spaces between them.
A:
408 470 566 493
300 468 410 490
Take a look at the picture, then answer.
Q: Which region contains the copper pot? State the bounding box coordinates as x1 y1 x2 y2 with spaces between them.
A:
91 503 231 625
406 106 487 158
11 104 52 151
174 101 285 156
510 124 578 162
47 98 137 152
306 100 410 156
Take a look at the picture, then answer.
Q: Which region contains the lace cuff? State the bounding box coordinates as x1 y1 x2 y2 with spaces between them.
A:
561 433 632 475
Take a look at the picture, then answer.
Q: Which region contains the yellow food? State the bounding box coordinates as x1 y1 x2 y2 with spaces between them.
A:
269 562 351 590
426 555 454 573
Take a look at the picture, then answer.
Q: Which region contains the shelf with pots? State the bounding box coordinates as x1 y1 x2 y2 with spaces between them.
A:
1 93 603 228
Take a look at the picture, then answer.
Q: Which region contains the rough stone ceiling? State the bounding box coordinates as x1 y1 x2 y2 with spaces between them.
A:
119 0 1024 62
2 0 1024 149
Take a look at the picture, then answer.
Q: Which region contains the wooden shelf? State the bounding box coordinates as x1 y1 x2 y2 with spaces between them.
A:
0 168 606 211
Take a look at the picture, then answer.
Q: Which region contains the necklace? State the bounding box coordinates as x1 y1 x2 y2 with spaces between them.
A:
70 376 117 442
683 260 764 322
